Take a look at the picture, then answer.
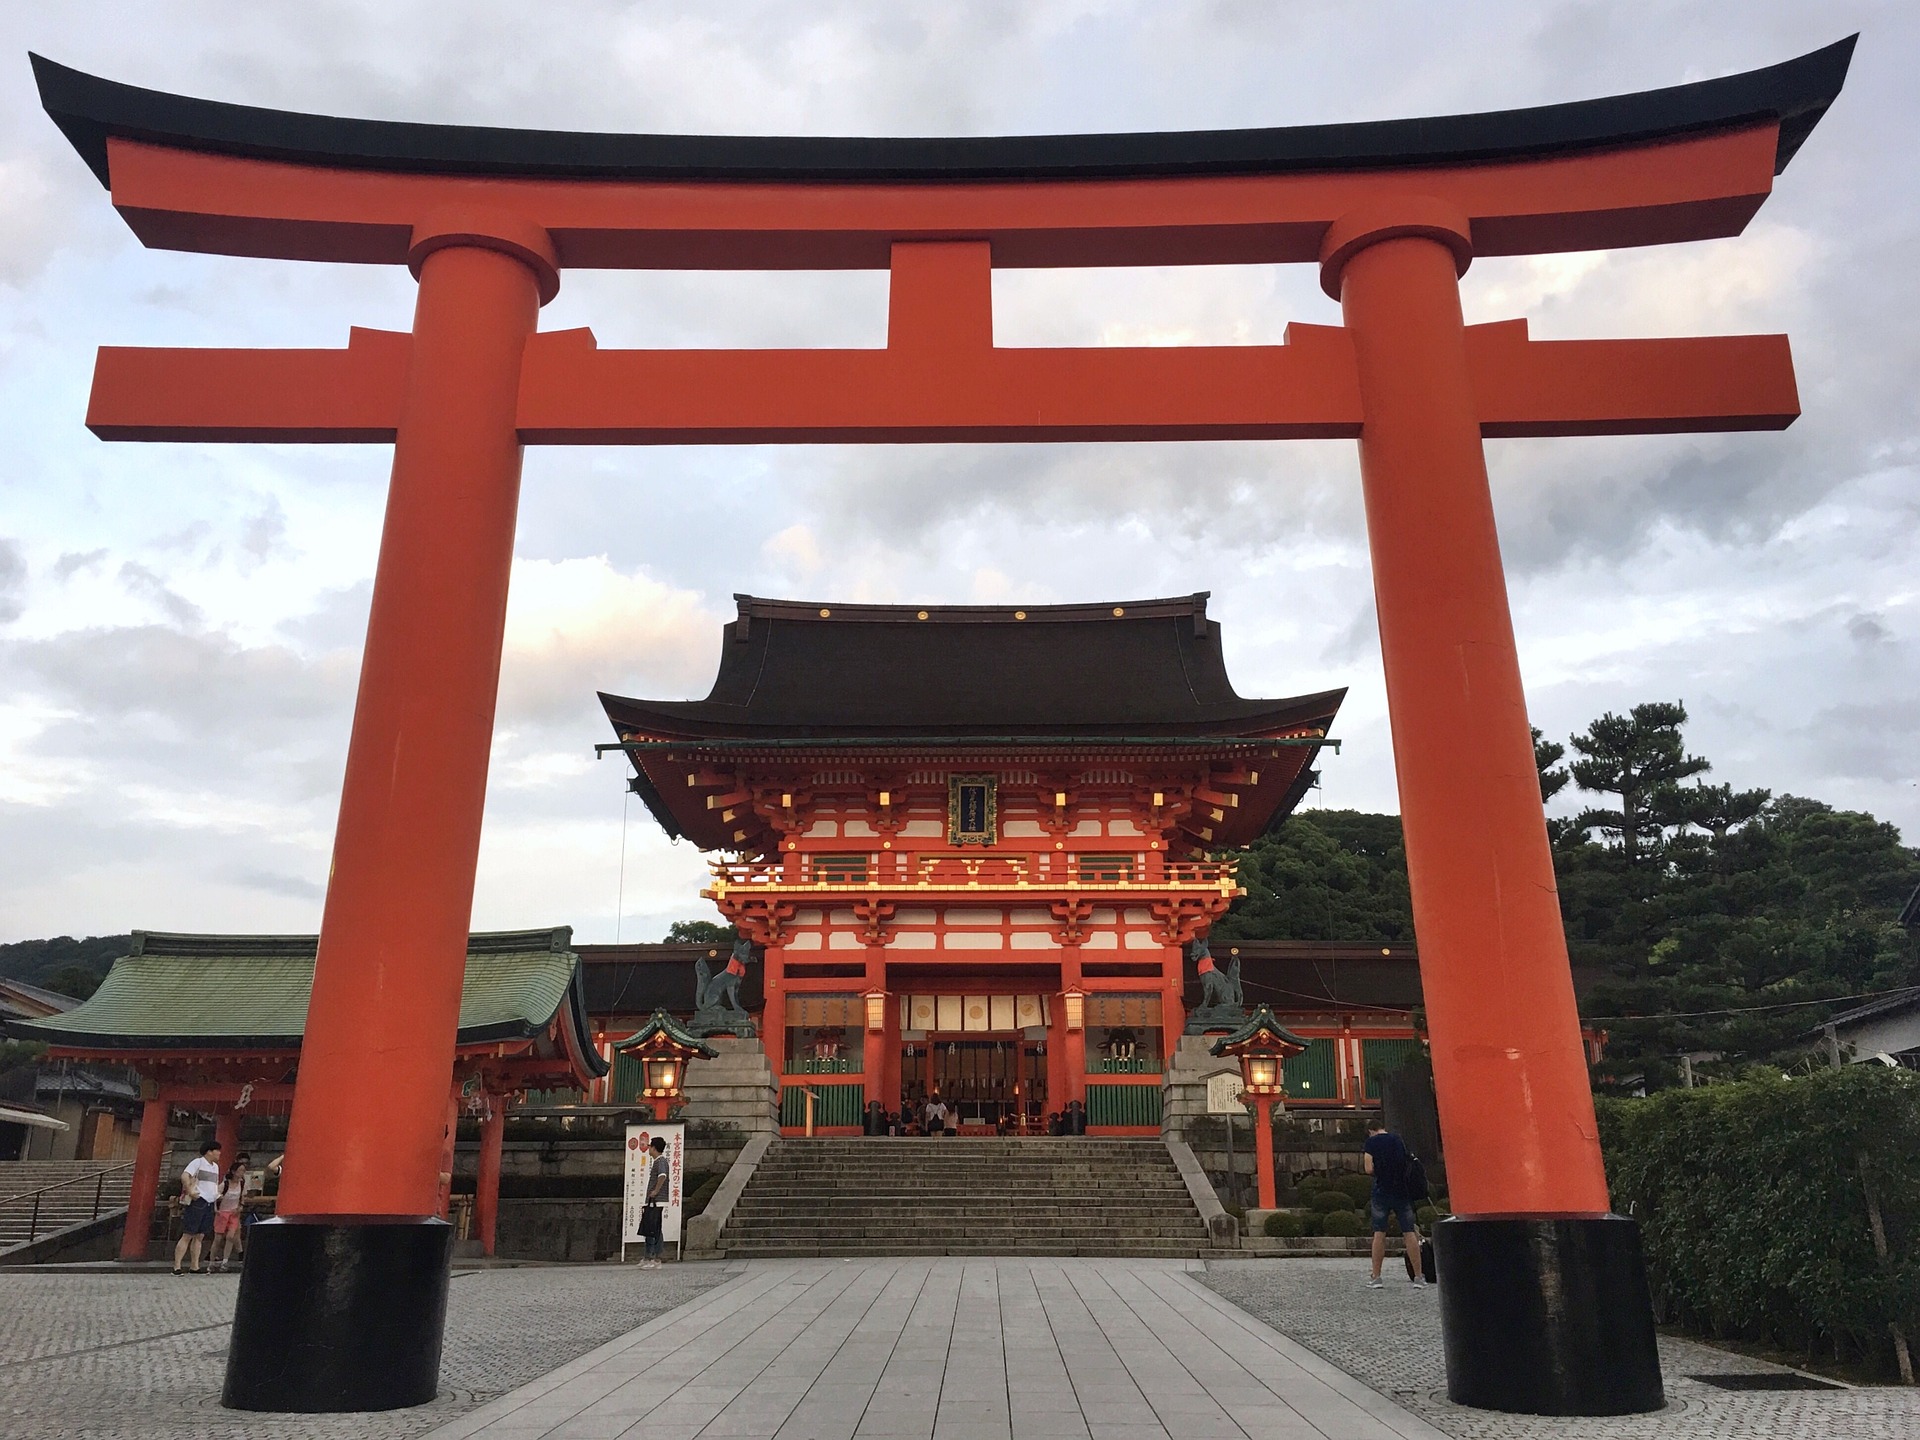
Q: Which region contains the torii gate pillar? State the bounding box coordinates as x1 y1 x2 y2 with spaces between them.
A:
33 36 1854 1418
1330 207 1658 1402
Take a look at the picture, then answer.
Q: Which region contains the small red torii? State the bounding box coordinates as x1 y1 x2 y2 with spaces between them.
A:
32 37 1852 1417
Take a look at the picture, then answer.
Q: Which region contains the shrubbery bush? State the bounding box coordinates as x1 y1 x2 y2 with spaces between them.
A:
1599 1066 1920 1377
1296 1212 1322 1237
1308 1190 1352 1213
1264 1211 1305 1238
1331 1173 1374 1206
1414 1205 1439 1230
1318 1209 1365 1238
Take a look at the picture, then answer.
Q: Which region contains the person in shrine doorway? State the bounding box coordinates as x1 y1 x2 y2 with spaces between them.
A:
1362 1120 1425 1289
173 1140 221 1275
923 1095 949 1136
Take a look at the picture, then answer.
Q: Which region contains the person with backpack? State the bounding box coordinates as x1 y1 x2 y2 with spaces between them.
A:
1362 1119 1426 1290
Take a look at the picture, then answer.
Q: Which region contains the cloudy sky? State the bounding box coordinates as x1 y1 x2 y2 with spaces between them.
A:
1 2 1913 946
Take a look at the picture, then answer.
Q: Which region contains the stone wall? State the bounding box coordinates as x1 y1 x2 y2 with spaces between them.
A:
493 1198 622 1262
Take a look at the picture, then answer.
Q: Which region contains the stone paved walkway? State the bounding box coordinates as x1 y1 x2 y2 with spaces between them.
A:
1199 1258 1920 1440
425 1258 1446 1440
0 1264 726 1440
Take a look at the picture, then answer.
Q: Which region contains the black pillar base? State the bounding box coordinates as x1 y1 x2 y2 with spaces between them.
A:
222 1216 454 1413
1432 1213 1664 1416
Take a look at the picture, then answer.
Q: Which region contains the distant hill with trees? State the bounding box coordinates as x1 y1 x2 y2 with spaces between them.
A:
0 934 128 1000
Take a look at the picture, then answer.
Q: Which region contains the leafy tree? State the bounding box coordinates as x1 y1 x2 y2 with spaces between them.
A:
1532 726 1570 803
1212 810 1414 944
663 919 737 946
0 935 127 994
1568 702 1710 864
1658 781 1772 846
41 964 103 1001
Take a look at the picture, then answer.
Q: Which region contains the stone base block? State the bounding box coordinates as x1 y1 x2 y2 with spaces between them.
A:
1434 1214 1664 1416
223 1216 452 1413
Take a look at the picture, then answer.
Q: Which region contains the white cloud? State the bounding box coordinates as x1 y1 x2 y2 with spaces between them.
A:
2 1 1916 944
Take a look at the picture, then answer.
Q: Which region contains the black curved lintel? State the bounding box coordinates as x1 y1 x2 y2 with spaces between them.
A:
32 38 1853 191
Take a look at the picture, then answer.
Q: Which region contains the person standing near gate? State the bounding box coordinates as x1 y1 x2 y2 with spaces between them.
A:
923 1095 948 1136
173 1139 221 1275
1362 1119 1424 1289
638 1136 669 1268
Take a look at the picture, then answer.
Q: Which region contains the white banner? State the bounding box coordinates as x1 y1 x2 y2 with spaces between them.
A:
621 1121 686 1252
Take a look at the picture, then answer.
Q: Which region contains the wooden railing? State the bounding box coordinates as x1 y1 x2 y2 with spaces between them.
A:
706 854 1237 896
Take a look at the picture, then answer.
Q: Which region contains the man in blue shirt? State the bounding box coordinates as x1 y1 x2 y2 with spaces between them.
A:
1363 1119 1425 1289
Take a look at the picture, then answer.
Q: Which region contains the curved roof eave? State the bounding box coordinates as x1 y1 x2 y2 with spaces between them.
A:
32 37 1852 190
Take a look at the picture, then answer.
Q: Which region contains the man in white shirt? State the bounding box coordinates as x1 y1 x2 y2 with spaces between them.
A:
174 1140 222 1275
923 1097 949 1136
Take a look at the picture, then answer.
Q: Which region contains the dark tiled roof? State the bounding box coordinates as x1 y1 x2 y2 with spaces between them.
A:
1824 987 1920 1032
604 594 1342 742
36 40 1850 188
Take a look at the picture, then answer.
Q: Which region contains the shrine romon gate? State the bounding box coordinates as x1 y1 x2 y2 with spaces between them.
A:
34 37 1853 1417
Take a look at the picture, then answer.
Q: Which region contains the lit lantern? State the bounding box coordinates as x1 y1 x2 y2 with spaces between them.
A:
1209 1006 1308 1212
613 1009 718 1123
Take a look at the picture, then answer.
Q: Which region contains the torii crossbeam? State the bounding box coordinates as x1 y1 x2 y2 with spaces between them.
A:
34 37 1853 1418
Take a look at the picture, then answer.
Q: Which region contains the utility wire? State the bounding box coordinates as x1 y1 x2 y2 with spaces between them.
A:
614 790 630 944
1584 984 1918 1023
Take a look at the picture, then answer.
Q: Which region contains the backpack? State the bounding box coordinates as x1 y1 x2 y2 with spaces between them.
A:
1403 1153 1430 1204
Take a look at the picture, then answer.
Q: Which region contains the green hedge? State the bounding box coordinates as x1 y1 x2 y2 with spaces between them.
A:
1598 1066 1920 1374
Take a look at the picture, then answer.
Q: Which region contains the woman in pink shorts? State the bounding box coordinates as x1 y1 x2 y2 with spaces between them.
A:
209 1153 251 1272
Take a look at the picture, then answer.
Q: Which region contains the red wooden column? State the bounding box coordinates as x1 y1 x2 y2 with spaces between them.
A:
1060 948 1087 1113
864 948 888 1113
1325 201 1609 1220
474 1103 505 1256
121 1096 170 1262
225 214 556 1411
762 956 787 1119
1325 200 1660 1414
1251 1095 1277 1211
214 1109 241 1170
276 214 555 1221
1159 950 1185 1059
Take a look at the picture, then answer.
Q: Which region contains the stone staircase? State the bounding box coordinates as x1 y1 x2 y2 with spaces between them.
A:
715 1137 1217 1258
0 1160 138 1253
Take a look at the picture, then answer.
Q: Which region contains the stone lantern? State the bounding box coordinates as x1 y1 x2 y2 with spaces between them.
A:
615 1010 717 1123
1209 1006 1307 1211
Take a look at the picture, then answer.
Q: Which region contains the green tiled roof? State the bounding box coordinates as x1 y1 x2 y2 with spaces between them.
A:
14 928 585 1051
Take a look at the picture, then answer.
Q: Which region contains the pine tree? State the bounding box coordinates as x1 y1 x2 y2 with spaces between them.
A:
1568 702 1710 864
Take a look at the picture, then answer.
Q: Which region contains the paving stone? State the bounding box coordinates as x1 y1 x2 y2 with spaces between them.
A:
0 1263 727 1440
1198 1257 1920 1440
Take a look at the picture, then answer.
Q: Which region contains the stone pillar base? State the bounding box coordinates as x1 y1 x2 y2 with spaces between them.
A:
222 1216 452 1412
680 1035 779 1136
1434 1214 1663 1416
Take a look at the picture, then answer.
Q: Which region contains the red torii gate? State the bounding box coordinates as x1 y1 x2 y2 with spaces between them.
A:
34 38 1851 1417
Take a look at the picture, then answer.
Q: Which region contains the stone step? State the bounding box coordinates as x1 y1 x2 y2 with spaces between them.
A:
715 1135 1209 1259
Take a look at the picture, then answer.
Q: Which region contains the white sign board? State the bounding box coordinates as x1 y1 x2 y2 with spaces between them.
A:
622 1121 686 1255
1206 1072 1251 1115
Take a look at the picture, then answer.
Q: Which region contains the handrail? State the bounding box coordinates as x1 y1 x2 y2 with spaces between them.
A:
0 1161 138 1247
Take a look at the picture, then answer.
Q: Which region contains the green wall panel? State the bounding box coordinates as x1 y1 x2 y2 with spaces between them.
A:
1086 1083 1162 1127
1286 1038 1338 1101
